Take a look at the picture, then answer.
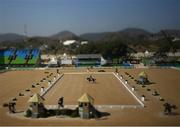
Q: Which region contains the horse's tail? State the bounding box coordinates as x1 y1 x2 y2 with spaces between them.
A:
172 105 177 109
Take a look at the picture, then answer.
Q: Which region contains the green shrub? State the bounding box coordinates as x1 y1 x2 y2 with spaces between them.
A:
47 109 57 116
55 109 61 115
24 109 32 117
71 108 79 117
39 111 48 118
60 109 73 115
55 109 73 116
38 107 48 118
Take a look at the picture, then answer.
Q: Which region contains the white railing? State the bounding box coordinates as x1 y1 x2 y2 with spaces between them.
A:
113 72 144 107
40 74 64 97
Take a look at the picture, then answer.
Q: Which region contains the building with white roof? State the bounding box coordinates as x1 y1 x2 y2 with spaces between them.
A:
63 40 76 46
60 53 73 65
81 41 88 45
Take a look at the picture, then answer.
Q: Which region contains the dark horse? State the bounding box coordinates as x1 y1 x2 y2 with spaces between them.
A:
163 103 177 115
87 76 96 83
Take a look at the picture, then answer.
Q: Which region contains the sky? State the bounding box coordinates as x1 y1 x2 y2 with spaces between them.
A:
0 0 180 36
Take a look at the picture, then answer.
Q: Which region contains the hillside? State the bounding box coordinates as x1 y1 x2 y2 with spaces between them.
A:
80 32 111 41
50 30 80 40
119 28 151 38
0 33 25 42
156 29 180 37
1 28 180 43
0 28 180 53
80 28 152 41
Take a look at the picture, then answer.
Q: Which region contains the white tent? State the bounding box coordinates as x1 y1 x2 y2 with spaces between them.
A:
63 40 76 45
61 53 72 65
145 50 149 55
48 57 58 65
100 57 107 65
81 41 88 45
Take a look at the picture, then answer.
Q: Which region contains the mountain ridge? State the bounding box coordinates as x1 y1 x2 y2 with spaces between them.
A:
49 30 79 40
1 28 180 42
0 33 26 42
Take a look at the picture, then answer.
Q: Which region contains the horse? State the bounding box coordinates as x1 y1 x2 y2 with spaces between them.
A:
163 103 177 115
86 76 96 83
91 78 96 83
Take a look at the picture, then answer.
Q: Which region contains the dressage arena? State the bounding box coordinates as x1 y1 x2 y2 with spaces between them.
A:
0 68 180 126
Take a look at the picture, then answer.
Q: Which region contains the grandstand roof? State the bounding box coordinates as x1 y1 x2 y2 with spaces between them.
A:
77 54 102 59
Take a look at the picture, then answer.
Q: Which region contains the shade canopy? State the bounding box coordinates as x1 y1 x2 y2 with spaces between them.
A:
139 71 148 78
28 93 45 103
78 93 94 104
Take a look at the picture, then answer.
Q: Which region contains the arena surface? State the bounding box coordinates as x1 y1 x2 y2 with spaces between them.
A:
44 73 139 106
0 67 180 126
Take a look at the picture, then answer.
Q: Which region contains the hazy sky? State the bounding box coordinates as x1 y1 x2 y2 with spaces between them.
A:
0 0 180 36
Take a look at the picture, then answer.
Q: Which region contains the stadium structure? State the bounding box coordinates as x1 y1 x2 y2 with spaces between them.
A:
0 48 40 67
75 54 102 67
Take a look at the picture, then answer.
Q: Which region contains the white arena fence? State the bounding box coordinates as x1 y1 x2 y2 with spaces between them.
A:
43 72 144 109
40 74 64 97
45 104 142 110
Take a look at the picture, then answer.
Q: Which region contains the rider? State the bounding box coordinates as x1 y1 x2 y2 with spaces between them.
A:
90 75 93 80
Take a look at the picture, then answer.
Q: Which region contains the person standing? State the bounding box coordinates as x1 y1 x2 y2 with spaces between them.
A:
115 68 119 75
8 102 16 113
8 102 12 113
58 97 64 109
11 102 16 113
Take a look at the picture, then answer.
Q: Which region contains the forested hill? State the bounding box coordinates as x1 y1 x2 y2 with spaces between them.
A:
80 28 152 41
0 28 180 55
